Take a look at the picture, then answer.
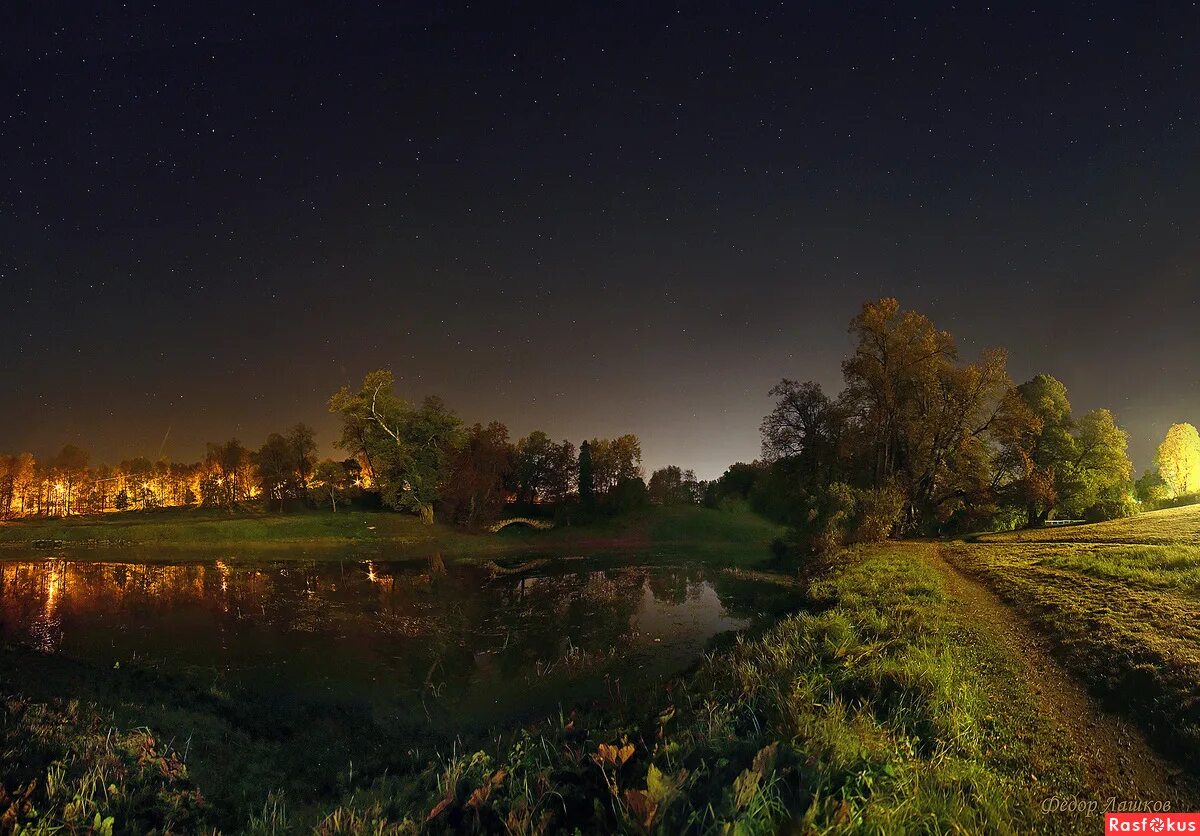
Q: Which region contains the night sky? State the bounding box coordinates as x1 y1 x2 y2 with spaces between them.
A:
3 2 1198 479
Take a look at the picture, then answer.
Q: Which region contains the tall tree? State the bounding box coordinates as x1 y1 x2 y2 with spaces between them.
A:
443 421 514 525
513 430 556 504
578 440 595 508
1156 423 1200 498
840 298 1010 531
255 433 296 511
328 370 463 523
50 444 89 517
995 375 1132 524
287 423 319 490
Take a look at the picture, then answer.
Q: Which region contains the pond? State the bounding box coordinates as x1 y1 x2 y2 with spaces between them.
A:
0 553 797 732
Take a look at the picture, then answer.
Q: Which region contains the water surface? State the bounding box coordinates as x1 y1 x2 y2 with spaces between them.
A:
0 553 794 729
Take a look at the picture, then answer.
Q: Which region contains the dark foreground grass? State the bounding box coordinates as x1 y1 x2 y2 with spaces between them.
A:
1 544 1087 833
945 541 1200 769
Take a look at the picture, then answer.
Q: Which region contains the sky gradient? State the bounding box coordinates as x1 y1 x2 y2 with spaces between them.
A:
2 2 1198 478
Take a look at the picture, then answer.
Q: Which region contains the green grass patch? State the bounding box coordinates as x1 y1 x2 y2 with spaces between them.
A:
978 503 1200 546
945 539 1200 766
1038 544 1200 594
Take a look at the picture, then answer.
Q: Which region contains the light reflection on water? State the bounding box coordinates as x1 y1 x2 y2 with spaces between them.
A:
0 555 790 726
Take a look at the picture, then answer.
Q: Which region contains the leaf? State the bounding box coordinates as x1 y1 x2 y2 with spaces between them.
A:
624 788 657 830
426 796 452 821
733 768 760 810
751 742 778 776
593 742 636 768
646 763 687 806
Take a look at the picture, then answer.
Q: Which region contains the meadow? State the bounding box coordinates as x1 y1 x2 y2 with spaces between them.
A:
948 505 1200 768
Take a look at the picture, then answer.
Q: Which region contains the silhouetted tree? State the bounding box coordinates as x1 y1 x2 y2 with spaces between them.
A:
578 440 595 508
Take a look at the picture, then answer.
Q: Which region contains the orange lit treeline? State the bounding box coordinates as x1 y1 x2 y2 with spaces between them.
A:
0 434 358 519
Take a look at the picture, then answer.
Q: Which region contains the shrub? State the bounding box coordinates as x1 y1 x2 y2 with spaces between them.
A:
849 484 905 543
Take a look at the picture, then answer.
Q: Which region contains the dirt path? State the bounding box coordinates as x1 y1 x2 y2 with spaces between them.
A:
926 545 1199 807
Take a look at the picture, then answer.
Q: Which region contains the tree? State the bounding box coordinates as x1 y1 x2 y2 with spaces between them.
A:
1135 469 1169 506
994 375 1132 524
201 439 251 509
328 370 464 524
311 459 351 512
589 435 643 497
255 433 296 511
287 423 319 490
51 444 90 517
648 466 702 506
1156 423 1200 498
578 440 595 508
840 298 1010 531
760 380 842 483
443 422 514 525
513 430 555 505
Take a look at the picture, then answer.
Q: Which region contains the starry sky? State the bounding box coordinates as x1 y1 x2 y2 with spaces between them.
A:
2 2 1198 479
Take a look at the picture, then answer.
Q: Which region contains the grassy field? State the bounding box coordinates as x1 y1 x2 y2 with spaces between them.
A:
975 503 1200 545
0 504 783 566
947 505 1200 767
0 544 1092 833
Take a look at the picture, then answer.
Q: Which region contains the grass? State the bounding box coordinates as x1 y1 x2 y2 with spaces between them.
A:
945 505 1200 766
976 503 1200 545
0 503 784 567
1 543 1090 833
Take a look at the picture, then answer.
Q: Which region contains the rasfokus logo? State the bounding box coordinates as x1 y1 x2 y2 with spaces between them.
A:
1107 813 1200 833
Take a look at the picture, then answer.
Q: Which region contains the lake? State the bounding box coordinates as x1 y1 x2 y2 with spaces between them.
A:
0 553 796 732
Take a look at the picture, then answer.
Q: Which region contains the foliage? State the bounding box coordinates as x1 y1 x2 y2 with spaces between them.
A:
1135 468 1170 506
648 465 702 506
441 422 514 526
0 696 209 834
329 370 465 524
512 431 576 506
578 440 595 508
1156 422 1200 499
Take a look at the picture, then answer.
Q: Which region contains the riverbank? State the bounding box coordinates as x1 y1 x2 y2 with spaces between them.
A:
0 504 783 566
2 542 1127 833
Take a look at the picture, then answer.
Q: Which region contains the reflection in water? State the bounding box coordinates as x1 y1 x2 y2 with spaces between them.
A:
0 556 789 727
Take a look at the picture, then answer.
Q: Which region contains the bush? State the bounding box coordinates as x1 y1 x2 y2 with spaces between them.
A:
1083 495 1137 523
849 484 905 543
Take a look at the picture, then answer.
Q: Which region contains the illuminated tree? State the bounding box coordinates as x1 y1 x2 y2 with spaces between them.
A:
50 444 90 517
1156 423 1200 498
328 370 464 524
840 298 1010 531
994 375 1132 524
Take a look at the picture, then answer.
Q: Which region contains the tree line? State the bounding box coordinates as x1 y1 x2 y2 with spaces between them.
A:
0 369 702 524
704 298 1138 552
